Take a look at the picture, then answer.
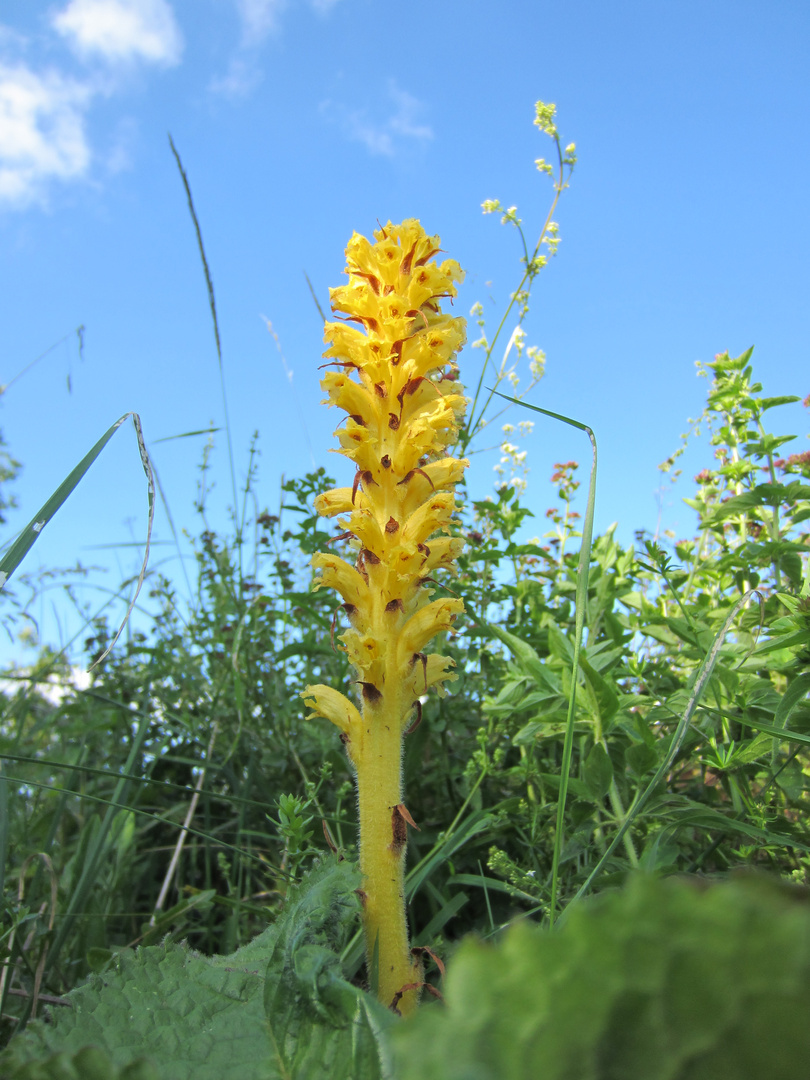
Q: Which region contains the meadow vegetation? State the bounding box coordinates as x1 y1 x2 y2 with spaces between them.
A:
1 103 809 1078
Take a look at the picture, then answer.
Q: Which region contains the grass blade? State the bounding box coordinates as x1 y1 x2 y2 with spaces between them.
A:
168 135 239 539
0 412 155 666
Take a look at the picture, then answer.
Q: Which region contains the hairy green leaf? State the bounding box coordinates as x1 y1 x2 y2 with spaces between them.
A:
393 874 810 1080
1 859 393 1080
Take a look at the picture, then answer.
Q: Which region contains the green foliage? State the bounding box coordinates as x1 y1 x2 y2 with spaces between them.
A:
11 869 810 1079
0 858 394 1080
434 348 810 925
4 347 807 1072
3 1047 159 1080
0 426 21 527
392 873 810 1080
1 101 809 1076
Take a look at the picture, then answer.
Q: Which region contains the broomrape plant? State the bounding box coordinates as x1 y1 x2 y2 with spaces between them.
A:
301 220 468 1015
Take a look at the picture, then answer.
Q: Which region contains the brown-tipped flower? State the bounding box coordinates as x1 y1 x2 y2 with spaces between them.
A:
303 219 468 738
301 220 468 1016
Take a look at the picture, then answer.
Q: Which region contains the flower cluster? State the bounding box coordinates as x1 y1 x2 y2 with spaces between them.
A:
301 219 468 1014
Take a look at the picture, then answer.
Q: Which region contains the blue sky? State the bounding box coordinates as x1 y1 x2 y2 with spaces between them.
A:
0 0 808 663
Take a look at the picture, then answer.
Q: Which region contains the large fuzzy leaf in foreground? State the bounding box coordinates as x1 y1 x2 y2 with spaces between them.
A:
2 1045 160 1080
393 873 810 1080
1 858 394 1080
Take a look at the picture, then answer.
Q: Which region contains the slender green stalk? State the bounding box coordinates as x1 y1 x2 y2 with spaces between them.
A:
169 135 241 573
460 102 576 454
490 392 598 926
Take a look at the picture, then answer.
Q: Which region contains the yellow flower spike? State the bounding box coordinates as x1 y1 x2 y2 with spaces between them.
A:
300 219 468 1016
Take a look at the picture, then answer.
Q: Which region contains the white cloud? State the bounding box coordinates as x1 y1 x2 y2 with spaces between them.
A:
0 1 181 206
51 0 183 66
230 0 339 46
209 55 263 98
104 115 138 174
235 0 287 46
322 80 433 157
0 24 29 53
0 61 92 207
388 84 433 142
208 0 284 97
210 0 339 99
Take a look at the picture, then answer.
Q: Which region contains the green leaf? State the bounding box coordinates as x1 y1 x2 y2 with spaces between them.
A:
734 715 810 748
138 890 217 946
774 674 810 730
539 773 591 799
780 551 804 586
1 859 394 1080
1 946 274 1079
513 717 573 744
485 686 563 719
759 395 802 411
776 761 805 801
406 810 496 899
625 742 659 776
1 1047 161 1080
704 482 808 524
583 743 613 801
392 874 810 1080
727 733 773 765
414 892 470 944
86 947 115 973
663 803 810 854
571 590 761 902
578 656 619 725
486 623 556 690
755 630 810 656
3 1046 162 1080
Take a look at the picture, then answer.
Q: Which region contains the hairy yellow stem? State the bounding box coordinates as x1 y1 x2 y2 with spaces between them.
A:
356 690 421 1015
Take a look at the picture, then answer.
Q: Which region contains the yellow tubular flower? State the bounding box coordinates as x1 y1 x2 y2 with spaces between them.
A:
301 220 467 1016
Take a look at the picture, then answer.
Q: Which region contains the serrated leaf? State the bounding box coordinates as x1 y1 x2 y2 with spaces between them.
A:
261 859 395 1077
728 733 773 765
1 859 394 1080
706 481 810 526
